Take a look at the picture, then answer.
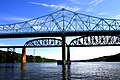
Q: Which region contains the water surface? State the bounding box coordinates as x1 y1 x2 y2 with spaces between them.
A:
0 62 120 80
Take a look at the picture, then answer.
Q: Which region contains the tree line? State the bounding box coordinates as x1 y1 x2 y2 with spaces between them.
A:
0 50 56 63
87 53 120 62
77 53 120 62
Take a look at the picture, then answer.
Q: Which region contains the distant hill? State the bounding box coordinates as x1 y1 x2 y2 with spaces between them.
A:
72 53 120 62
0 50 56 63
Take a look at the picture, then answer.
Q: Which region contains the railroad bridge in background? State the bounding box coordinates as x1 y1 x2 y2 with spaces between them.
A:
1 8 120 65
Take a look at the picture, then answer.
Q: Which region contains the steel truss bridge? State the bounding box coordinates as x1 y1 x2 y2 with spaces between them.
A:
1 8 120 64
0 8 120 38
1 35 120 48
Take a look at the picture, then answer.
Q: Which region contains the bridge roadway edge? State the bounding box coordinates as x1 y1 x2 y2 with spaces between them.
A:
0 31 120 38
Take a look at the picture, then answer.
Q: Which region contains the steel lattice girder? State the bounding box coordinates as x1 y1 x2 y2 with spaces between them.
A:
69 35 120 47
0 8 120 38
24 38 62 47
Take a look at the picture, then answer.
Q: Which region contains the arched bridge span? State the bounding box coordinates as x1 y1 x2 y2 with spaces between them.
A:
22 38 67 64
24 38 62 47
69 36 120 47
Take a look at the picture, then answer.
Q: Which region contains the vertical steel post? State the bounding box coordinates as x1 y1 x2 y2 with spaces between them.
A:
13 48 15 52
7 48 9 52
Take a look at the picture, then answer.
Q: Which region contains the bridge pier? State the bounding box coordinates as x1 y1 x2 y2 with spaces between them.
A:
21 47 26 64
67 47 71 64
62 35 66 64
6 48 16 63
21 47 26 70
57 35 71 65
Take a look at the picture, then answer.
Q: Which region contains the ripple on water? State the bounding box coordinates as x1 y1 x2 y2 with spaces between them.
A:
0 62 120 79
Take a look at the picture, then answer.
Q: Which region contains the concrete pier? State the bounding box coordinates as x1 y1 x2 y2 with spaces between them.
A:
21 47 26 64
57 35 71 65
62 35 66 64
67 47 71 64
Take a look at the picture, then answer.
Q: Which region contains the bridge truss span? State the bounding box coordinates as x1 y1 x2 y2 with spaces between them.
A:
24 38 62 47
1 8 120 38
69 36 120 47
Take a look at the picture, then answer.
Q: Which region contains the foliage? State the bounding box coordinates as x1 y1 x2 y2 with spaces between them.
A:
0 50 56 63
80 53 120 62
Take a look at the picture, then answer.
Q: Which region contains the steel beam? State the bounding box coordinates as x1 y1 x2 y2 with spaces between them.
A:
0 31 120 38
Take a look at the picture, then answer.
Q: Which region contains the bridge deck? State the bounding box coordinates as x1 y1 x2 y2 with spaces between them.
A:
0 44 120 48
0 31 120 38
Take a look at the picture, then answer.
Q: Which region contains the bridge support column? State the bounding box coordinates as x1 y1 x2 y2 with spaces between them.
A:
62 35 66 64
6 48 16 63
5 50 11 63
21 47 26 64
67 47 71 64
12 48 16 63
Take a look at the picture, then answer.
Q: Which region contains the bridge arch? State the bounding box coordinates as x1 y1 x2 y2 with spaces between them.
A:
24 38 62 47
22 38 63 64
69 36 120 47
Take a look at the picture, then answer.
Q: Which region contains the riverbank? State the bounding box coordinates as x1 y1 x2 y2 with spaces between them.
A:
0 50 56 63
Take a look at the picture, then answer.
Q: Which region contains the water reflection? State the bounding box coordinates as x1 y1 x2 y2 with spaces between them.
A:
20 63 71 80
62 64 71 80
20 69 26 80
21 63 26 70
20 63 27 80
67 64 71 80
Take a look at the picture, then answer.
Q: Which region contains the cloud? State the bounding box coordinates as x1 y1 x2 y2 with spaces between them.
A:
0 16 31 24
113 15 120 19
87 0 104 12
97 12 108 15
89 0 104 5
86 6 94 12
68 0 80 4
27 2 80 12
10 17 30 21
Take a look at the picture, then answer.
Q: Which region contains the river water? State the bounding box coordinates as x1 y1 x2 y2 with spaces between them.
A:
0 62 120 80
